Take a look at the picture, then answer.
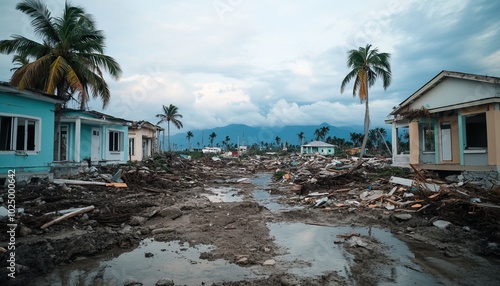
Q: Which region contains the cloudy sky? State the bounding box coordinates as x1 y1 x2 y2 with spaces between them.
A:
1 0 499 135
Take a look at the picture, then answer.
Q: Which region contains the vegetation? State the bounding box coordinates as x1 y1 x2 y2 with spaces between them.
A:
340 44 392 160
186 131 194 150
156 104 183 152
0 0 122 109
209 132 217 146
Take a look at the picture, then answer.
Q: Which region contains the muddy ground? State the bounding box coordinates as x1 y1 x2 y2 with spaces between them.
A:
1 154 500 285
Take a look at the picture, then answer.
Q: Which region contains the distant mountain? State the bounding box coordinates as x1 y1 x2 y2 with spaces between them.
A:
166 123 389 151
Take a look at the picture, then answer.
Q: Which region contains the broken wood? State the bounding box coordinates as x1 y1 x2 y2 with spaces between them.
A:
53 179 127 188
143 187 166 193
389 176 440 192
41 205 95 229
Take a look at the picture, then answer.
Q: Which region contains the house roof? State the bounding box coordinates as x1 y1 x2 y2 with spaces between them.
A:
302 141 335 147
390 70 500 115
130 120 164 131
0 81 64 104
61 108 132 125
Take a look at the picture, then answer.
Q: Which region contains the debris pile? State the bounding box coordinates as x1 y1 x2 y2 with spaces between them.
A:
272 156 500 242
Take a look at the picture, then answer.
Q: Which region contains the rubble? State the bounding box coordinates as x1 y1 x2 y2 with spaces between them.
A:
1 152 499 285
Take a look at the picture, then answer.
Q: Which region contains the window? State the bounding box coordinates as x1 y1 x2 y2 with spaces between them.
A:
422 126 435 152
109 130 124 152
0 115 38 151
129 138 135 156
465 113 487 149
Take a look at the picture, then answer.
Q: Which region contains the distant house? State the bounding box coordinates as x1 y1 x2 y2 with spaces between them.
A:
301 141 335 156
0 82 64 182
53 109 131 169
386 70 500 176
128 120 163 161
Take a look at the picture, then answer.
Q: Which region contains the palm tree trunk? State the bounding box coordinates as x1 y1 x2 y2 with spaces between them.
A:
167 121 171 152
359 93 370 160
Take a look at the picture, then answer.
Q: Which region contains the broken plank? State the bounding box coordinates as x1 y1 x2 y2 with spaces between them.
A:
41 205 95 229
389 176 440 192
53 179 127 188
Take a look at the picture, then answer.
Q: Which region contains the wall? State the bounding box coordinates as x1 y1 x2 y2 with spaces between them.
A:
0 92 56 173
410 78 497 111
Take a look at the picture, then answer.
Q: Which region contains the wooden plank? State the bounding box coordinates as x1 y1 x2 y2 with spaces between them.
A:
41 206 95 229
53 179 127 188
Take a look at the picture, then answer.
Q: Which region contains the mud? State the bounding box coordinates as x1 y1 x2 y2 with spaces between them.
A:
1 154 500 285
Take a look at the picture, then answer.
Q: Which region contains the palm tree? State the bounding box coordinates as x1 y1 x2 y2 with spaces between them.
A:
9 54 30 72
156 104 183 152
0 1 122 160
223 135 230 151
314 129 321 141
297 131 305 145
340 44 391 159
320 126 330 141
275 136 281 149
350 132 363 147
0 0 122 108
209 132 217 146
186 131 194 150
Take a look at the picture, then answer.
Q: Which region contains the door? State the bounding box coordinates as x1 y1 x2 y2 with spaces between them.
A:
59 125 68 161
142 139 150 160
440 123 452 161
91 128 101 161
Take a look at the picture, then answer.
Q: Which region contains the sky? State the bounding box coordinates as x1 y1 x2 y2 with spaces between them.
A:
0 0 499 136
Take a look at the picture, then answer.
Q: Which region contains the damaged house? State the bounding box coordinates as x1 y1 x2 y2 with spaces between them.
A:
301 141 335 156
51 109 131 176
128 120 163 161
386 70 500 177
0 83 64 182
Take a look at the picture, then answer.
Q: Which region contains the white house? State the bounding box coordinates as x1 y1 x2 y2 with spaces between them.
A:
128 121 163 161
386 70 500 175
301 141 335 156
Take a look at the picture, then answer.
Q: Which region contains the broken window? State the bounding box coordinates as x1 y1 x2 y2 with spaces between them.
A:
0 115 38 151
465 113 487 149
396 126 410 154
422 126 435 152
109 130 124 152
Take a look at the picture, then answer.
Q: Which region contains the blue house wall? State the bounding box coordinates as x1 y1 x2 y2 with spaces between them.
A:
0 86 62 175
59 109 130 164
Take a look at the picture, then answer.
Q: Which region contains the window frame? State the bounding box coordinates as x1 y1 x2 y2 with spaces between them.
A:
0 113 41 153
108 130 124 152
422 125 435 153
464 113 487 150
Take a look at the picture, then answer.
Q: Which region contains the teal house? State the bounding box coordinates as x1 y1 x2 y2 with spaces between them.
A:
301 141 336 156
55 109 131 166
0 82 64 180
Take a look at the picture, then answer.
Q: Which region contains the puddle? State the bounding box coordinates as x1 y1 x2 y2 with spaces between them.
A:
202 186 243 202
268 222 438 285
39 239 261 285
251 173 303 211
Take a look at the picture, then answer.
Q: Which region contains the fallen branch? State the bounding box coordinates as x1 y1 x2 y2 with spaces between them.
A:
41 205 95 229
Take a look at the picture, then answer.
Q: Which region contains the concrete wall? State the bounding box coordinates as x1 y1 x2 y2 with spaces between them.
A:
0 92 57 174
410 78 497 111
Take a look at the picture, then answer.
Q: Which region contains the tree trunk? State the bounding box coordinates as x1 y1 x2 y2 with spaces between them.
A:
167 121 171 152
359 93 370 160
